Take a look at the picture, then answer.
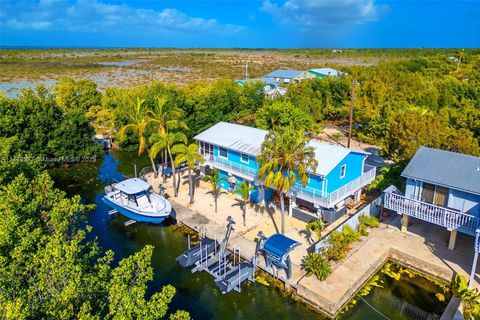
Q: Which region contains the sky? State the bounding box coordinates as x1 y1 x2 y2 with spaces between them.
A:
0 0 479 48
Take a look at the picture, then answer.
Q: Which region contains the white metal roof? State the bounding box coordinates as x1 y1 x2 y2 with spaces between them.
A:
194 122 268 156
194 122 365 176
309 68 343 77
115 178 151 194
308 140 351 177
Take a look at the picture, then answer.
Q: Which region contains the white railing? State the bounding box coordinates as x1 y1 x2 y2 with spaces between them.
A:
203 153 376 208
203 155 258 179
291 184 329 207
383 192 479 235
326 165 376 207
291 165 376 208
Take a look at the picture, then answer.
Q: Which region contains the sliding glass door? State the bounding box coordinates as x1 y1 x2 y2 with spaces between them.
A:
421 182 448 207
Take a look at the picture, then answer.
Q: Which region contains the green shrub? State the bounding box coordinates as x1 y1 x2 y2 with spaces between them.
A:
358 223 369 236
359 215 380 228
325 225 361 261
341 225 360 243
306 219 323 239
452 274 480 319
304 253 331 281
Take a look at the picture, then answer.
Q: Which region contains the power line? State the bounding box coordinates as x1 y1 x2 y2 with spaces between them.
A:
357 295 391 320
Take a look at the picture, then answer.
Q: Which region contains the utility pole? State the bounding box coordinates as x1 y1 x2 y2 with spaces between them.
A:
348 79 355 148
245 63 248 80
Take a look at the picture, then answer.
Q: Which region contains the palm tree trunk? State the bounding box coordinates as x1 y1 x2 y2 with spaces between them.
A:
167 146 177 197
243 204 246 226
188 168 194 204
163 149 167 182
176 170 181 195
144 146 158 177
280 193 286 234
214 195 218 213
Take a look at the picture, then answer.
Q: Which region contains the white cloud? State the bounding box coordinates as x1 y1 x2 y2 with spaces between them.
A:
2 0 245 36
262 0 389 30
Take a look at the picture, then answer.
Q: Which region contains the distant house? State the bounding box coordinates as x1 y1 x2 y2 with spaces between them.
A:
448 56 460 62
384 147 480 250
236 77 277 91
263 69 306 84
307 68 344 78
194 122 376 224
235 77 285 97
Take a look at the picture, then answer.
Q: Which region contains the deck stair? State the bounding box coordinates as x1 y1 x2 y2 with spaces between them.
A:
108 209 118 216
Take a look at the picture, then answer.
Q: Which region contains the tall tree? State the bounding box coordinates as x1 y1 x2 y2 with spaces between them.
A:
234 181 255 227
171 143 205 204
118 98 158 175
258 128 318 234
149 131 187 197
147 96 188 180
0 173 188 319
204 169 227 213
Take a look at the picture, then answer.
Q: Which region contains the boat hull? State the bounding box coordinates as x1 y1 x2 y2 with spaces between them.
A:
102 196 172 224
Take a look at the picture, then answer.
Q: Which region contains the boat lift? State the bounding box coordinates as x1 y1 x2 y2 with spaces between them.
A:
177 216 260 294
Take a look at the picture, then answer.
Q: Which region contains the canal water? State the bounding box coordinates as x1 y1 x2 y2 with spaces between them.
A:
50 151 449 320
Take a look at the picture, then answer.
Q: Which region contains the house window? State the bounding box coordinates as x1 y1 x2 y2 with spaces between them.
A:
240 153 249 164
421 183 448 207
340 164 346 179
421 183 435 204
200 142 213 156
433 186 449 207
219 147 228 159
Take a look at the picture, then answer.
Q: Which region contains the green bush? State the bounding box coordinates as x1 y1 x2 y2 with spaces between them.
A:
341 225 360 243
306 219 323 239
358 223 369 236
325 225 360 261
359 215 380 228
304 253 331 281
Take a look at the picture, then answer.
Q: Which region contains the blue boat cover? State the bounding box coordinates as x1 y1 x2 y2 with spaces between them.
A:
263 234 300 260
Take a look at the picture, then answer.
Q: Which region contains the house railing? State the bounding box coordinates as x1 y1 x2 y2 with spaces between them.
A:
291 165 376 208
383 192 479 235
203 155 258 179
326 165 376 207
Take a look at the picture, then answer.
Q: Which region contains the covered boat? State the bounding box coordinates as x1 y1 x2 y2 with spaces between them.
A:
102 178 173 224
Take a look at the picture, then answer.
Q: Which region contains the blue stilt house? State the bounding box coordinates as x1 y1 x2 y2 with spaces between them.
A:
194 122 376 224
383 147 480 250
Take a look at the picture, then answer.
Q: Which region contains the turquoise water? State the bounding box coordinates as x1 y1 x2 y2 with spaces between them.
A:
49 151 448 319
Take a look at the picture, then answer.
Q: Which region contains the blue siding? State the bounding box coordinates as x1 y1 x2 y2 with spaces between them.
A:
218 169 244 192
326 152 364 193
292 171 325 195
213 146 258 170
218 170 230 190
206 142 367 205
404 179 480 217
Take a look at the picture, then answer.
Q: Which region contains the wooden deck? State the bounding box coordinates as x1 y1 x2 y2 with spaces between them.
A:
384 192 479 235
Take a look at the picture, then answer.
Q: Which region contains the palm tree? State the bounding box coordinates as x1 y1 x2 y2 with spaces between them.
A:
118 97 157 175
172 143 205 204
205 169 227 213
234 181 255 226
149 131 187 197
147 96 187 181
258 128 318 234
